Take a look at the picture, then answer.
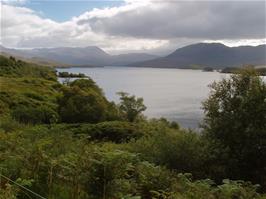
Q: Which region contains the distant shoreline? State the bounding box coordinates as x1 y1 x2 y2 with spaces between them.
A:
56 65 104 68
56 65 266 76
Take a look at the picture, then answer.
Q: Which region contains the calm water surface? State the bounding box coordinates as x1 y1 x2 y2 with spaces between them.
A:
57 67 229 128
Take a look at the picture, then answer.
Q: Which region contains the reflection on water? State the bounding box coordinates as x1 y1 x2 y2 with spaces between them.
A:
57 66 228 128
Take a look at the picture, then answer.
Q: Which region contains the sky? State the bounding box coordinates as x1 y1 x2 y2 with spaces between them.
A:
1 0 266 55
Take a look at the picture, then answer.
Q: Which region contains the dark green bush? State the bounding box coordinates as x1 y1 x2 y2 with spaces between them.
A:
127 127 208 178
58 87 107 123
69 121 143 143
58 79 109 123
12 105 59 124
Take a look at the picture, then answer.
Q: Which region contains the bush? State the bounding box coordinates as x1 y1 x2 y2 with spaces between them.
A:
24 92 45 101
58 79 109 123
66 121 143 143
0 116 22 132
69 78 103 94
12 105 58 124
85 149 139 199
58 87 107 123
0 99 9 115
127 125 207 178
0 123 264 199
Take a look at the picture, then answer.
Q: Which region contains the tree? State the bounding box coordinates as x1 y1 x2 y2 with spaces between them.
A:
202 69 266 187
69 78 103 94
58 79 108 123
117 92 146 122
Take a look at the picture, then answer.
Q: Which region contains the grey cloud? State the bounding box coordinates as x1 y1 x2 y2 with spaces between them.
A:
79 1 266 40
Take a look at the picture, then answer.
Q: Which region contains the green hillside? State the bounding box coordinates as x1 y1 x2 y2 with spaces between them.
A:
0 56 266 199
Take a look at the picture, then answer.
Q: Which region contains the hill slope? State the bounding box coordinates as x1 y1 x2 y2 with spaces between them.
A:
0 45 158 66
131 43 266 68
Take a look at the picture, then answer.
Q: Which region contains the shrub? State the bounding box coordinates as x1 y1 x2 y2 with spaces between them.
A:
24 92 45 101
58 86 107 123
12 105 58 124
128 125 207 178
68 121 143 143
58 79 109 123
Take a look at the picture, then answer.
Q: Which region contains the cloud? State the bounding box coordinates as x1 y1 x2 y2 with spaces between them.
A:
1 0 265 54
84 1 266 40
1 4 60 47
1 0 27 5
0 2 167 52
75 0 150 22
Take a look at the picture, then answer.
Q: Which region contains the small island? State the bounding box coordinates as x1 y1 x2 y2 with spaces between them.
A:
57 71 88 78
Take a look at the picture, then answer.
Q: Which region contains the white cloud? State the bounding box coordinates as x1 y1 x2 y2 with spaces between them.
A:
0 1 167 52
204 39 266 47
1 4 59 46
75 0 150 21
1 0 27 4
1 0 265 54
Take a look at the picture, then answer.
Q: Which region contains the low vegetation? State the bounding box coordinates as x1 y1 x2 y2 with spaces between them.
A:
0 56 266 198
57 71 87 78
221 65 266 76
0 55 56 80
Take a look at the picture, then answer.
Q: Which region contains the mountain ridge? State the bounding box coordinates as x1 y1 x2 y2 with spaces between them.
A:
0 45 159 66
130 43 266 68
1 43 265 68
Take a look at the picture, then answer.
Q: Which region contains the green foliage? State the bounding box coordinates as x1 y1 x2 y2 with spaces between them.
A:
202 68 266 187
135 161 174 199
221 65 266 76
59 121 143 143
0 56 59 120
127 124 207 178
0 58 265 198
155 117 180 130
0 116 24 133
0 55 56 80
216 179 260 199
69 78 103 94
58 79 109 123
1 124 261 199
105 101 123 121
220 67 239 74
168 174 262 199
58 71 87 78
256 67 266 76
0 77 60 127
12 105 59 124
117 92 147 122
85 149 138 199
0 183 18 199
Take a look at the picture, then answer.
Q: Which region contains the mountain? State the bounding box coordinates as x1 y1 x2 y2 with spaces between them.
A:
131 43 266 68
0 45 158 66
110 53 160 66
2 43 265 68
0 46 69 67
